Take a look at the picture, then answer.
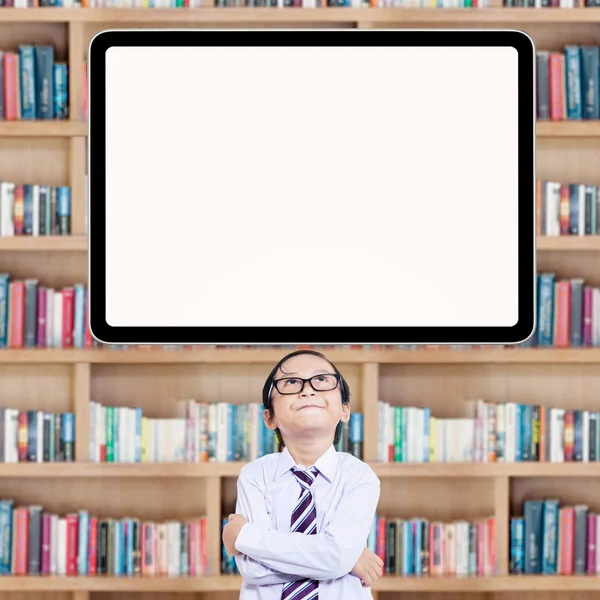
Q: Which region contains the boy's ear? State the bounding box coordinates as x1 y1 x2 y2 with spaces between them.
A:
340 402 351 423
263 408 278 431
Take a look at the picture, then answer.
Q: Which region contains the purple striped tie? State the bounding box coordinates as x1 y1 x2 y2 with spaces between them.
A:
281 467 319 600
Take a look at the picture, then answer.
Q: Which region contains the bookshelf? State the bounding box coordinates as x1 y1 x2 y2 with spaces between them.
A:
0 5 599 600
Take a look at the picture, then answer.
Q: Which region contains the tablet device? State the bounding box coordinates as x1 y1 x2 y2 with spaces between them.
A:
88 28 535 346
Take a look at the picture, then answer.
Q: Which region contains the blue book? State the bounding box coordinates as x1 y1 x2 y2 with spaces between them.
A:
33 45 54 119
565 46 583 119
524 500 544 573
542 499 559 573
581 46 600 119
53 63 68 119
78 511 89 575
510 517 524 574
0 499 14 574
0 274 9 348
18 45 36 119
537 273 556 346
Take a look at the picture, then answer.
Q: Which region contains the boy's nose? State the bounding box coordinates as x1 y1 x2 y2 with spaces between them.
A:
299 386 317 397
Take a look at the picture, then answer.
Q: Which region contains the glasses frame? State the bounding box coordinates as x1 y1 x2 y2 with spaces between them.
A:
271 373 341 396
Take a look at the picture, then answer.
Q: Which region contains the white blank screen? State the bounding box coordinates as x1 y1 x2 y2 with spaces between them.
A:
104 44 520 328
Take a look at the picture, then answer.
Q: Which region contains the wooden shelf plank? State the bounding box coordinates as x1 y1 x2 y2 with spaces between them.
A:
1 461 600 478
0 347 599 364
0 119 596 138
0 236 87 251
0 575 242 592
0 236 597 252
1 7 600 24
0 121 87 137
537 236 600 251
2 575 600 591
537 121 600 137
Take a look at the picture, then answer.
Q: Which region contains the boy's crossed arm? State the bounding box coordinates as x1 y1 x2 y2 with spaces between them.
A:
224 465 382 586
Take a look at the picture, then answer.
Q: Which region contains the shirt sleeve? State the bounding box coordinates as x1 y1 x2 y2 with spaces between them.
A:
233 465 307 586
234 462 380 581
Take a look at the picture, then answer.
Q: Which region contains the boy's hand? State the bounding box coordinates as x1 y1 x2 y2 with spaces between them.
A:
351 547 384 587
223 514 248 556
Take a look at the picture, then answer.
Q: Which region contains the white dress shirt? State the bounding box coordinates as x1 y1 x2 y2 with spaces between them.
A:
233 443 381 600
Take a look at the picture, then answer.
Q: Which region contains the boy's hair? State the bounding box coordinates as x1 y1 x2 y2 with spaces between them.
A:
262 349 351 448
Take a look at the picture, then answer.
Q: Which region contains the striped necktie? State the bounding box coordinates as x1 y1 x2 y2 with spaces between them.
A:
282 466 319 600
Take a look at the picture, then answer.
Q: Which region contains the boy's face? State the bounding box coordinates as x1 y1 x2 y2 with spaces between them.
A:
264 354 351 444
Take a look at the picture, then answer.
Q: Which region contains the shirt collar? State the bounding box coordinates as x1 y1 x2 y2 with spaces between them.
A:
275 444 338 483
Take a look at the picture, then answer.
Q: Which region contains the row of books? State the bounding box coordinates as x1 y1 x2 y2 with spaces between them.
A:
88 399 364 463
0 276 92 349
0 47 68 121
471 400 600 463
369 514 496 576
1 0 202 6
216 0 487 7
378 399 600 464
522 273 600 347
0 501 208 576
536 180 600 236
378 401 473 463
536 46 600 121
0 409 74 463
505 0 591 5
511 499 599 574
0 182 71 237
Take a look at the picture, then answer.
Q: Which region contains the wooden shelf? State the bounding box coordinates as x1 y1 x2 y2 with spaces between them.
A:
0 119 596 139
536 121 600 137
0 121 87 137
0 575 242 592
0 236 596 253
537 236 600 251
0 236 87 251
2 574 600 592
3 461 600 479
0 7 600 24
0 347 598 364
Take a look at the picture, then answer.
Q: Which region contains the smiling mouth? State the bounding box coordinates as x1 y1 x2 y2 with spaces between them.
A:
299 405 324 410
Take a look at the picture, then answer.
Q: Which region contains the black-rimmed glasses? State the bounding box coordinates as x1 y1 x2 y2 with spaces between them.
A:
272 373 341 395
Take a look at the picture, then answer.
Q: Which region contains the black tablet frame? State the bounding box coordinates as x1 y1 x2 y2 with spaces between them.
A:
88 28 535 346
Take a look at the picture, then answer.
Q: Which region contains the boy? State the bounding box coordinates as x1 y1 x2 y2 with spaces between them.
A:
222 349 383 600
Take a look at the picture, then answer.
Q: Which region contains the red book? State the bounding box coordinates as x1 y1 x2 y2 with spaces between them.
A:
84 290 93 348
15 508 29 575
376 516 386 565
487 517 495 575
88 517 98 575
560 507 575 574
200 516 207 574
61 287 75 348
65 514 79 575
2 53 17 120
549 53 564 120
555 281 571 348
9 281 24 348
